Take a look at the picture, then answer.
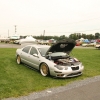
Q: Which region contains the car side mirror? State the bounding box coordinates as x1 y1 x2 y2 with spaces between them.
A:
33 54 39 58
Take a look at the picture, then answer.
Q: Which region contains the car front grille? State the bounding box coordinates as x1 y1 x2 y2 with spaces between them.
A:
71 66 79 70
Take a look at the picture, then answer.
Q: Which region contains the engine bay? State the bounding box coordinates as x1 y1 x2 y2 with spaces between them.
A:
54 57 80 66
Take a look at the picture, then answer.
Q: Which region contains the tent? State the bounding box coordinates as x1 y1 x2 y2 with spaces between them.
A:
10 34 20 40
19 35 37 44
83 39 90 43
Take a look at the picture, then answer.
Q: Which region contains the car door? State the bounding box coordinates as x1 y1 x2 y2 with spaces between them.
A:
28 47 41 69
20 46 31 64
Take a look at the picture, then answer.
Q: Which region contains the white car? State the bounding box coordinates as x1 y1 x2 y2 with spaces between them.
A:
95 44 100 49
82 43 95 47
16 39 84 78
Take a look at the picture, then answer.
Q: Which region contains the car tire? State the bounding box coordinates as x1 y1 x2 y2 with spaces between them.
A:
40 63 50 77
17 55 21 64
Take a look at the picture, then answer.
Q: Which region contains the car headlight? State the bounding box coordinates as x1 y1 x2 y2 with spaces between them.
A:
79 63 83 67
54 65 68 70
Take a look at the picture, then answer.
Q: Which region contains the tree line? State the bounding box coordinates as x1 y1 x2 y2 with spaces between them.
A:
21 32 100 41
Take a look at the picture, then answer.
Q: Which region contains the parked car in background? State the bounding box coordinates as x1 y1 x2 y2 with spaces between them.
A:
95 43 100 49
16 39 84 78
82 43 96 47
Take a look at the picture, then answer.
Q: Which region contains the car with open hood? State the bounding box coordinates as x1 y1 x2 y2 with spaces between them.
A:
16 39 84 78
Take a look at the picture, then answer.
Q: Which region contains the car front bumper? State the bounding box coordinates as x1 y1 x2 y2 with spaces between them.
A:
50 65 84 78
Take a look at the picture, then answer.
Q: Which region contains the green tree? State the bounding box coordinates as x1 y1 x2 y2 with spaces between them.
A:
95 32 100 39
69 33 78 40
58 35 68 41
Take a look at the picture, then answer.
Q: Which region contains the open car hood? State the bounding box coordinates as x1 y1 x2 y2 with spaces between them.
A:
46 39 76 55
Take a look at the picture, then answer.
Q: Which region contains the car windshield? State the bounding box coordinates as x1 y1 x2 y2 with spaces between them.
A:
38 47 49 56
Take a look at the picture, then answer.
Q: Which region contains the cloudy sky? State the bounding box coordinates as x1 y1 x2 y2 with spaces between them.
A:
0 0 100 37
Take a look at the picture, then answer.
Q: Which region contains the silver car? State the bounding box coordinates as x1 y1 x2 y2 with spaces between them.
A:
16 39 84 78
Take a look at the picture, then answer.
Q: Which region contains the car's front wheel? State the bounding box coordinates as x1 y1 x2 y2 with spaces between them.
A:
16 55 21 64
40 63 50 77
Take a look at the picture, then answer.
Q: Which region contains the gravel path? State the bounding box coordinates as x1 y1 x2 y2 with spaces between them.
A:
3 75 100 100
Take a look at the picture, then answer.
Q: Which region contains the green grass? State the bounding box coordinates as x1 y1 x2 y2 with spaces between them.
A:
0 48 100 99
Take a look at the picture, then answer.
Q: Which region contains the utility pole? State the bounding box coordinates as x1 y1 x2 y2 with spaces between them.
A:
14 25 17 34
43 30 45 40
8 29 9 37
43 30 45 36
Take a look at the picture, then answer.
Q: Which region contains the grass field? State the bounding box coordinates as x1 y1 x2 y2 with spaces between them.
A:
0 48 100 99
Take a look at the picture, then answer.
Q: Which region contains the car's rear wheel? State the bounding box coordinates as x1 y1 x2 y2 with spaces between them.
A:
40 63 50 77
17 55 21 64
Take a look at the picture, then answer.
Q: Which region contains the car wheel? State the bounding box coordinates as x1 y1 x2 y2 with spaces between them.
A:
40 63 50 77
17 55 21 64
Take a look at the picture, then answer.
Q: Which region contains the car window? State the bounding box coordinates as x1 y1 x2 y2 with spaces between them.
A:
30 47 38 55
22 46 31 53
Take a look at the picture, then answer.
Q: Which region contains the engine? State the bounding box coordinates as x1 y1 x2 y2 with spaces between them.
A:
54 58 79 66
